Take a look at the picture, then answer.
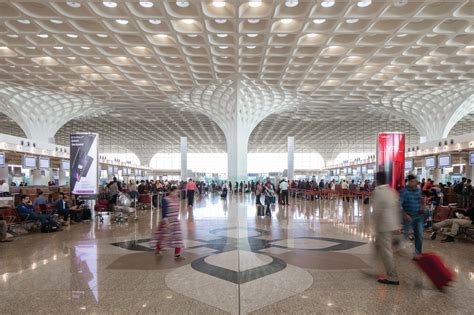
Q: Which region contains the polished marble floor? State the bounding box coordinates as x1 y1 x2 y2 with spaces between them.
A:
1 192 473 314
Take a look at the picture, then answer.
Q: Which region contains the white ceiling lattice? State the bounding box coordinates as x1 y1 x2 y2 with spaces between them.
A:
0 0 473 158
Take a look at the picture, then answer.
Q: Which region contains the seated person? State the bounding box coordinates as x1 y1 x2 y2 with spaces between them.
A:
431 207 474 243
1 219 13 242
69 194 84 222
16 195 55 226
0 179 9 194
32 191 48 210
55 193 71 222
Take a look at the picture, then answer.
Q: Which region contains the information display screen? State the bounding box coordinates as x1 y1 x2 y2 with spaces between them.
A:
438 155 451 168
0 152 5 168
361 165 367 173
39 157 50 169
61 160 70 171
108 165 113 175
404 159 413 170
469 152 474 166
425 156 436 168
23 156 37 169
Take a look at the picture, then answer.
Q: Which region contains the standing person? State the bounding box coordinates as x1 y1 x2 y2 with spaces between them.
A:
229 181 232 193
153 186 184 259
371 172 401 285
454 178 466 207
279 178 289 205
400 174 424 259
255 181 262 206
222 181 228 198
462 179 472 208
185 178 197 207
264 182 275 217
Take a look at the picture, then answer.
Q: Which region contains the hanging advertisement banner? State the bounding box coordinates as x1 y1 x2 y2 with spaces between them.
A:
70 133 99 199
377 132 405 191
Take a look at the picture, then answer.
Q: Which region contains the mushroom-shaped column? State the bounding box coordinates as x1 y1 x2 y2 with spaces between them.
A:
372 82 474 143
173 78 303 181
0 83 106 143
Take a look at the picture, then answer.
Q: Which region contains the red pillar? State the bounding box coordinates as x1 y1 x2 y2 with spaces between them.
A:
377 132 405 190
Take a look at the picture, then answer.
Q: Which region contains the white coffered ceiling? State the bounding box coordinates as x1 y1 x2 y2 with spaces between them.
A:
0 0 473 164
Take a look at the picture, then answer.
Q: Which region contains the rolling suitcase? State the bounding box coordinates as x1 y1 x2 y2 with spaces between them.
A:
257 205 265 217
415 252 454 290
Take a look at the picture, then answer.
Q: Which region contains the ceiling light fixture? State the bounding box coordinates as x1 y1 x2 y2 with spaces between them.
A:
212 1 226 8
50 19 63 24
157 34 168 38
321 0 335 8
217 33 228 37
17 19 31 24
346 18 359 23
149 19 161 24
247 33 258 37
67 56 76 60
187 34 198 37
182 19 194 24
37 34 49 38
281 19 293 24
248 19 260 24
219 46 229 49
215 19 227 24
176 0 190 8
139 1 154 8
97 34 108 37
313 19 326 24
357 0 372 7
66 2 81 8
307 33 317 37
102 1 117 8
276 34 288 37
116 19 129 25
54 46 64 50
67 33 78 38
7 34 18 38
248 0 262 8
285 0 298 7
247 45 256 49
191 46 201 49
81 46 91 50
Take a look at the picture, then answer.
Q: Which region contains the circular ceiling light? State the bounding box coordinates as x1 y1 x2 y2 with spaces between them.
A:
248 0 262 8
176 0 189 8
139 1 154 8
357 0 372 7
346 18 359 23
285 0 298 7
321 0 335 8
97 33 108 37
247 45 256 49
212 1 226 7
50 19 63 24
247 33 258 37
37 34 49 38
66 1 81 8
215 19 227 24
116 19 129 25
67 33 78 38
313 19 326 24
281 19 293 24
149 19 161 24
217 33 228 37
102 1 117 8
17 19 31 24
182 19 194 24
157 34 168 38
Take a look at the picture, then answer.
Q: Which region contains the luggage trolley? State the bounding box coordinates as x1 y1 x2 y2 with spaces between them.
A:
113 193 138 224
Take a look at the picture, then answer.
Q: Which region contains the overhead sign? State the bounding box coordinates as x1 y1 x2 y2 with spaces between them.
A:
70 133 98 198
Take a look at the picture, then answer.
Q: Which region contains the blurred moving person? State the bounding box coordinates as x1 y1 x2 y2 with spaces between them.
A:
400 174 424 259
185 178 197 207
371 171 401 285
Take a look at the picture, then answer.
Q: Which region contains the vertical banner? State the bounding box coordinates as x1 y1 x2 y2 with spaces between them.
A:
377 132 405 190
70 133 99 198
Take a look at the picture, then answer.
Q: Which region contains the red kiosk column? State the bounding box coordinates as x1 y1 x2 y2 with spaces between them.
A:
377 132 405 191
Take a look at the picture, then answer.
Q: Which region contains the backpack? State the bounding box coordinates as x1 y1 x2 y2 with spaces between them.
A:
82 208 92 220
454 183 464 194
41 222 60 233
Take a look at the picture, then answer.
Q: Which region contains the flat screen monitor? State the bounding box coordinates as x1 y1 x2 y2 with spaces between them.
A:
39 157 50 169
362 165 367 173
61 160 70 171
469 152 474 166
22 156 37 169
0 152 5 168
108 165 113 175
404 159 413 170
425 156 436 168
438 155 451 168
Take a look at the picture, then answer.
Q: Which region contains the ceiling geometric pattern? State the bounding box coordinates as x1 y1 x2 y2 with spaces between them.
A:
0 0 473 163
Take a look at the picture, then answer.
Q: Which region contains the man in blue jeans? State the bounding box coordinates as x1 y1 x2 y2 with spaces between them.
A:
400 175 424 259
16 195 55 226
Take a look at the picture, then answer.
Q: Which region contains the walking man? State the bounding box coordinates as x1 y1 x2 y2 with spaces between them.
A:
185 178 197 207
400 174 424 258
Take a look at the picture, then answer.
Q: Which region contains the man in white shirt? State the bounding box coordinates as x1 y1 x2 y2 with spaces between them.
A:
341 180 349 190
370 171 401 285
279 179 289 205
0 179 9 194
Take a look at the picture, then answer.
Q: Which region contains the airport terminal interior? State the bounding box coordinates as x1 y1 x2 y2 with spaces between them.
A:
0 0 474 314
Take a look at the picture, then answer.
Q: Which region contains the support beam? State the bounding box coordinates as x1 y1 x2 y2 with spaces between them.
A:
180 137 187 181
287 136 295 181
